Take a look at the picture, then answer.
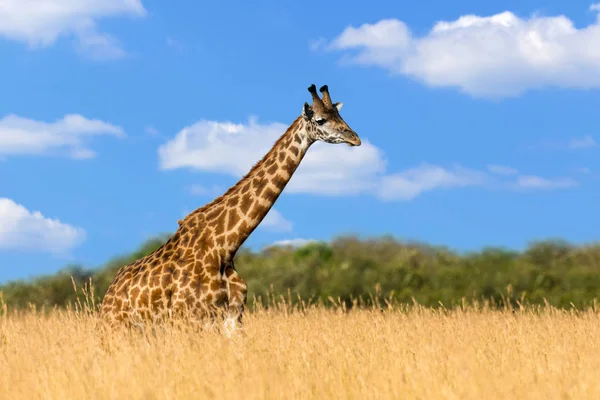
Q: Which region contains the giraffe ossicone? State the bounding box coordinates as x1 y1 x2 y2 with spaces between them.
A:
99 84 361 334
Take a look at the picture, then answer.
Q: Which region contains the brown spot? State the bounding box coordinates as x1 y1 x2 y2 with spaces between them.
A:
150 273 161 286
284 158 296 175
138 291 149 307
252 177 266 189
181 270 190 286
226 195 239 207
289 146 299 157
294 134 302 144
272 175 287 190
204 251 217 267
227 232 240 245
215 291 227 305
171 234 181 246
210 280 221 291
151 288 162 307
201 273 211 285
191 277 202 291
239 193 252 214
193 237 206 250
140 273 148 286
227 209 240 231
248 203 268 220
252 178 267 196
206 207 224 220
181 234 190 247
264 187 278 202
185 296 195 308
209 216 225 233
266 163 278 175
278 151 286 163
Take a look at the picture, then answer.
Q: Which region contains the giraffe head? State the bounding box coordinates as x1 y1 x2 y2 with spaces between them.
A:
302 84 361 147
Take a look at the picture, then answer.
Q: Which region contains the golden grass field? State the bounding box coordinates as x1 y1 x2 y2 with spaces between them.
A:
2 299 600 400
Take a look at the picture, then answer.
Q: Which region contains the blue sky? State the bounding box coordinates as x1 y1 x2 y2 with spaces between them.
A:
1 0 600 282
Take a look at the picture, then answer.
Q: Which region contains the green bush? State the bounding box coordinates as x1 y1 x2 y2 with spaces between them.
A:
1 235 600 310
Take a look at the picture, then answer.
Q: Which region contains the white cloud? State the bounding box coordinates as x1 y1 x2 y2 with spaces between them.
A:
0 114 124 159
514 175 578 189
322 5 600 98
266 238 319 249
158 117 386 196
378 164 486 200
574 167 591 174
568 135 596 149
487 164 519 176
0 0 146 59
0 198 85 253
158 117 579 200
260 209 293 233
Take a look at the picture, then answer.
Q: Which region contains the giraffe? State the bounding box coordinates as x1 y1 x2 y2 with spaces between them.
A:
99 84 361 336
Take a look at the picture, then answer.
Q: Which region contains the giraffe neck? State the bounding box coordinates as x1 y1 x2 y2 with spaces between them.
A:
189 116 313 257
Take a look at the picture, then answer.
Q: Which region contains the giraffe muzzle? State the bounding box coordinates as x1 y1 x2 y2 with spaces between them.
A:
345 133 362 147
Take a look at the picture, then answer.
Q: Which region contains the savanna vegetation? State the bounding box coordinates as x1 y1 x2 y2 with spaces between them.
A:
3 236 600 399
1 234 599 311
1 302 600 399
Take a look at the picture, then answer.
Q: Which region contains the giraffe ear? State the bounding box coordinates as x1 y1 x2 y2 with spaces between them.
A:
334 102 343 112
302 102 314 119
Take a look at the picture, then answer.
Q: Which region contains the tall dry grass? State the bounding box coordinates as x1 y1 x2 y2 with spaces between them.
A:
1 296 600 400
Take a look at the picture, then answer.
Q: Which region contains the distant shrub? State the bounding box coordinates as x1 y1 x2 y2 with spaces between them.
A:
2 235 600 310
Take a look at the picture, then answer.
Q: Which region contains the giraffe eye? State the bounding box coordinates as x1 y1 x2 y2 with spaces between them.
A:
315 118 326 125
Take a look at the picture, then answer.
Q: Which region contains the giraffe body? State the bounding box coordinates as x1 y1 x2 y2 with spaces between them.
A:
100 85 361 334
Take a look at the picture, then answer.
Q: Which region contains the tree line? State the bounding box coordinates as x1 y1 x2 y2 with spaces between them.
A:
1 235 600 310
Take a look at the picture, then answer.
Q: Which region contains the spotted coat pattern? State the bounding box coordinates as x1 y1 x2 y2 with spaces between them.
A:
99 85 361 335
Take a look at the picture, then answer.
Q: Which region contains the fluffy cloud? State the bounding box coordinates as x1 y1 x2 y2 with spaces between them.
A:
568 135 596 149
514 175 578 189
378 164 486 201
0 198 85 253
159 117 578 200
0 114 124 159
158 117 386 196
487 164 519 176
321 5 600 98
0 0 146 59
260 209 293 233
266 238 319 249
